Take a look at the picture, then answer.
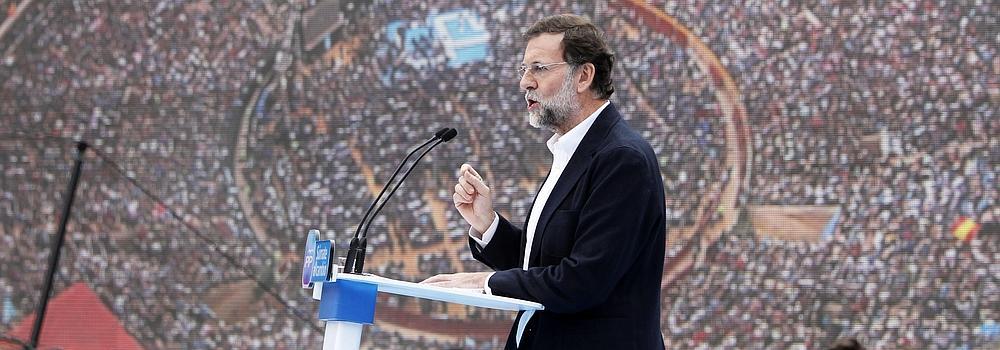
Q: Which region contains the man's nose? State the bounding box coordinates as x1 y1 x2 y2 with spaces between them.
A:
519 73 536 91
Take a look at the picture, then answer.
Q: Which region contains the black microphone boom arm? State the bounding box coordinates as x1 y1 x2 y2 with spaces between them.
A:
352 128 457 274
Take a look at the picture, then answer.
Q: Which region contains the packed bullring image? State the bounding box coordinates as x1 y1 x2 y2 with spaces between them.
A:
0 0 996 349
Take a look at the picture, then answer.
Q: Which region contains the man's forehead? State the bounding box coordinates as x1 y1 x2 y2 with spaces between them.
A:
522 33 564 63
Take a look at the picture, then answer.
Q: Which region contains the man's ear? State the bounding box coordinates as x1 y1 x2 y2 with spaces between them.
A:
576 62 596 94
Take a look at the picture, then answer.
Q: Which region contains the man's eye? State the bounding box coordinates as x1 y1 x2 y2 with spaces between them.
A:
534 65 548 72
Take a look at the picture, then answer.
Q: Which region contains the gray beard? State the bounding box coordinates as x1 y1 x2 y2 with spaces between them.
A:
527 73 580 133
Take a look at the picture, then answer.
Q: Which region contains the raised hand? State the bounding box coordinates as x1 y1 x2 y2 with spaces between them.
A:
453 163 496 234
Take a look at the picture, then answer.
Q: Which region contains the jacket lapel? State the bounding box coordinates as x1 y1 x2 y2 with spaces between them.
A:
527 104 622 266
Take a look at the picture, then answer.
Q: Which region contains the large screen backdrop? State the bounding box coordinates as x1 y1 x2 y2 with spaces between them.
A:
1 0 996 349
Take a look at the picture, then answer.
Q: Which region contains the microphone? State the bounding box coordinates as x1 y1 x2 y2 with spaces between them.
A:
342 128 454 274
352 128 457 274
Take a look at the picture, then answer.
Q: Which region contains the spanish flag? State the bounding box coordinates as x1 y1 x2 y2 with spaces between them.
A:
952 217 980 242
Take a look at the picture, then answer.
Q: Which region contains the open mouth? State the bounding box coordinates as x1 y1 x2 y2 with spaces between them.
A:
526 97 539 110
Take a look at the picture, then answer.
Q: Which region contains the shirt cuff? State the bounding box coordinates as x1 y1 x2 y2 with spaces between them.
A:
483 272 496 295
469 213 500 247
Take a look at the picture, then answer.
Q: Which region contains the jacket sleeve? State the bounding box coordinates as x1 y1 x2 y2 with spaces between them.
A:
487 146 661 313
469 214 524 271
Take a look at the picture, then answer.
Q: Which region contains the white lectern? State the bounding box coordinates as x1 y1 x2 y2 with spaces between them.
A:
310 273 544 350
301 230 543 349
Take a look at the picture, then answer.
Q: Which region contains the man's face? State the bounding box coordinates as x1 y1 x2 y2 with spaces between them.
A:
520 33 580 133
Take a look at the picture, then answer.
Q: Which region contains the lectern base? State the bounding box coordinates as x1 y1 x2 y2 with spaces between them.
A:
323 321 363 350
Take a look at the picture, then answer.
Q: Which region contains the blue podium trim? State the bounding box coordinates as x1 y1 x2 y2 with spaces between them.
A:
318 280 377 324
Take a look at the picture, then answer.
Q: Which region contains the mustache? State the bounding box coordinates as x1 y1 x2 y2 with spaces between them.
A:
525 91 544 102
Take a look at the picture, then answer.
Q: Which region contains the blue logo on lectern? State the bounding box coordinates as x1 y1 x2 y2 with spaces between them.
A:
302 230 318 287
303 230 336 287
311 240 332 283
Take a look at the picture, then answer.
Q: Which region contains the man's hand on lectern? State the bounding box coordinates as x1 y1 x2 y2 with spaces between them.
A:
419 272 491 290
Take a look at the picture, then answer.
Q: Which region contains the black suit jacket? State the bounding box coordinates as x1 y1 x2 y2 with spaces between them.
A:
470 104 666 349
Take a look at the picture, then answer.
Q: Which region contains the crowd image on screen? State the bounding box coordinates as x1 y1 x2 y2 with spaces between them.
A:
0 0 996 349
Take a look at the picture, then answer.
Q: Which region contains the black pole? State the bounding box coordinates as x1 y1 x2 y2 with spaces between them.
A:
28 142 87 349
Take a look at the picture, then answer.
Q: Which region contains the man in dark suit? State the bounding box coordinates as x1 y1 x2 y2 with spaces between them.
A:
421 14 666 349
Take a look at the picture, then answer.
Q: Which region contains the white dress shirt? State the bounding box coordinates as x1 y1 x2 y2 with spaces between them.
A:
469 101 610 345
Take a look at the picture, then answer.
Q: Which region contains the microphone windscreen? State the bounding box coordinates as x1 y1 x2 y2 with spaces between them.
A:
434 127 450 139
440 128 458 142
